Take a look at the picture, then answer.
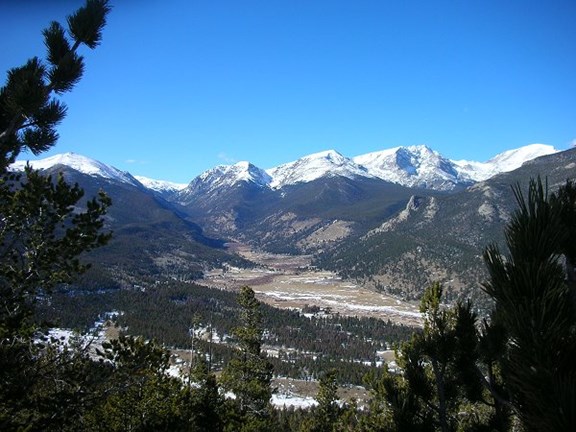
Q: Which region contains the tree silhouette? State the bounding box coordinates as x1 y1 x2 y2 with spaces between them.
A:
0 2 111 429
221 286 274 431
483 178 576 431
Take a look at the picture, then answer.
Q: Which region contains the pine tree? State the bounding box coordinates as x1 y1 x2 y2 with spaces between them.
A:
0 2 111 429
551 179 576 289
303 369 341 432
362 282 509 432
88 336 189 431
483 178 576 431
221 286 274 431
187 356 224 431
362 366 433 432
0 168 111 340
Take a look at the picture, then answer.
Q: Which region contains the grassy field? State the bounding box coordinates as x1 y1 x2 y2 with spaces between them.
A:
204 246 422 327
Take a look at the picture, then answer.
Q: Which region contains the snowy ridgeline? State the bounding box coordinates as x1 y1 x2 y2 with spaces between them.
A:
184 143 559 192
12 143 558 193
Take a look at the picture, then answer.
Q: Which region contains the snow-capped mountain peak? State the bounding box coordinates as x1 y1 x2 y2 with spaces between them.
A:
191 161 272 191
353 145 462 190
486 143 558 171
11 143 561 196
226 161 272 186
267 149 371 189
453 143 559 182
10 152 140 186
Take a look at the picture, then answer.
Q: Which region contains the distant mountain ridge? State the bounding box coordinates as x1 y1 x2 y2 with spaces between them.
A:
134 176 187 193
11 152 142 187
313 147 576 306
186 143 559 193
12 144 559 193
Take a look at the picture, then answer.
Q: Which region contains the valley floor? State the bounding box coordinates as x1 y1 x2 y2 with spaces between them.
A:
203 245 422 327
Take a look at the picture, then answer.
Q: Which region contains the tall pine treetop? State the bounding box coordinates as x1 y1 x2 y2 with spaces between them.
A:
0 0 111 171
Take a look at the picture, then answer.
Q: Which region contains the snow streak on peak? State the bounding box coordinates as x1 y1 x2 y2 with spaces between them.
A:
267 149 371 189
134 176 188 193
453 144 559 182
486 143 558 171
10 152 139 186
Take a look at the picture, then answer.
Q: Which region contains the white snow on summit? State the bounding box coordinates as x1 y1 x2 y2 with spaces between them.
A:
185 144 560 192
353 145 462 190
11 152 139 186
453 144 558 182
12 143 560 195
192 161 272 190
134 176 187 193
352 143 559 190
266 150 371 189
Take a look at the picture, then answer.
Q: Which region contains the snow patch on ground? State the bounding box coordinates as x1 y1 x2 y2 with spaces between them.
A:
271 393 318 409
259 290 421 319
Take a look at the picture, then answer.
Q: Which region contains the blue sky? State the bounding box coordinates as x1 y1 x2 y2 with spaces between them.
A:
2 0 575 183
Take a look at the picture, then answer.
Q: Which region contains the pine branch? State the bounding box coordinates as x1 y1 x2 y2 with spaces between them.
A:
0 0 109 154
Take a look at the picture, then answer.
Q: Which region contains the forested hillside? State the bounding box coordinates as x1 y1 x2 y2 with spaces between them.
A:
314 148 576 306
37 278 414 386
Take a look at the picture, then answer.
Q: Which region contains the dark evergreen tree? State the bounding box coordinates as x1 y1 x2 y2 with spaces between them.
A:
0 1 111 429
362 366 434 432
302 369 340 432
483 178 576 431
187 356 225 431
0 0 110 170
551 179 576 289
221 286 274 431
362 282 509 432
87 336 189 431
0 168 111 339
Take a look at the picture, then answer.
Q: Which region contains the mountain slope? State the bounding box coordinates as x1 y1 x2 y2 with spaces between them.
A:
178 176 433 254
171 143 564 254
453 143 558 182
314 147 576 306
10 160 251 286
179 161 271 201
353 144 558 191
134 175 187 199
239 177 427 253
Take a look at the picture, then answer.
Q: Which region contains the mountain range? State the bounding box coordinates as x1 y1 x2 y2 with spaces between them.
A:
10 143 573 301
151 143 557 193
12 143 558 195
